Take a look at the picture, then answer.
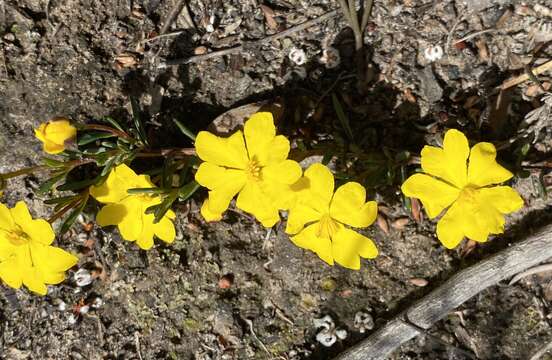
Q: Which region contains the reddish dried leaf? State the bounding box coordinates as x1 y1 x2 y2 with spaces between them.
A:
391 217 410 230
376 214 389 235
411 198 422 223
260 5 278 30
409 278 428 287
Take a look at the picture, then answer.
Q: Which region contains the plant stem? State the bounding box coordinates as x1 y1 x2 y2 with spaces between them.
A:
136 148 196 158
0 165 46 179
47 195 83 224
82 124 133 140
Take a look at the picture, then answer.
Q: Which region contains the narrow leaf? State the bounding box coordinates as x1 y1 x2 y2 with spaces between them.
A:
173 118 196 141
332 93 354 142
127 187 167 195
38 173 67 195
44 195 80 205
60 192 89 234
103 116 126 132
130 96 149 146
78 132 116 146
178 180 200 201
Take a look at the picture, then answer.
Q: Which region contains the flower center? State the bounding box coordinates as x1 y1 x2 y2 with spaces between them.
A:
458 186 478 204
246 159 262 182
317 214 339 238
2 228 30 246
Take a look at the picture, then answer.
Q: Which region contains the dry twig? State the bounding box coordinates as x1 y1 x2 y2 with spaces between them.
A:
500 60 552 90
529 338 552 360
159 9 339 67
336 223 552 360
508 263 552 285
159 0 194 35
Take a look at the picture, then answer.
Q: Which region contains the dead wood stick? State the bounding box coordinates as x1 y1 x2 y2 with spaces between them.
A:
336 223 552 360
159 9 339 67
499 60 552 90
159 0 193 35
529 337 552 360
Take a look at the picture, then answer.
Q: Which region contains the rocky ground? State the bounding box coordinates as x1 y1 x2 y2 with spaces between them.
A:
1 0 552 359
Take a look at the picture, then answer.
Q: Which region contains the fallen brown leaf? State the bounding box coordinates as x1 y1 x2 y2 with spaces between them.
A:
260 4 278 30
376 214 390 235
391 217 409 230
411 198 422 223
409 278 428 287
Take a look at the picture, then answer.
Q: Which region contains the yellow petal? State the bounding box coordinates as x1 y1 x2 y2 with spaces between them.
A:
200 199 223 222
41 271 65 284
205 174 246 216
0 203 15 230
286 203 322 235
0 236 17 261
90 164 136 203
262 160 302 185
195 163 247 191
153 216 176 243
421 129 469 188
195 131 248 169
11 201 55 245
290 222 334 266
264 135 291 166
135 215 155 250
332 227 378 270
22 267 47 295
236 182 280 227
31 243 78 274
117 197 143 241
243 112 282 166
401 173 460 219
476 186 523 214
96 203 127 226
0 257 22 289
41 120 76 144
34 120 76 154
435 199 486 248
330 182 377 228
301 163 334 213
467 142 513 187
41 140 65 154
436 201 465 249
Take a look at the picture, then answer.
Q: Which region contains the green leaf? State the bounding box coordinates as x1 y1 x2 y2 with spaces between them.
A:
60 193 89 234
127 187 167 195
103 116 126 132
178 180 200 201
42 157 66 168
57 175 102 191
100 156 117 177
332 93 354 142
78 132 116 146
44 195 80 205
38 172 67 195
130 96 149 146
173 118 196 141
146 191 178 223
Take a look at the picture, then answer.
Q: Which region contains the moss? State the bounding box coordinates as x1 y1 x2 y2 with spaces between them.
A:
181 318 202 332
320 277 337 292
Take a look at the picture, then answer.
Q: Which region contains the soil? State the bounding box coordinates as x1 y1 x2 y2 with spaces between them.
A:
1 0 552 359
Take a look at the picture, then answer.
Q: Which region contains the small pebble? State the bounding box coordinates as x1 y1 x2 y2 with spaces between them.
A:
424 45 443 62
74 268 93 287
289 47 307 66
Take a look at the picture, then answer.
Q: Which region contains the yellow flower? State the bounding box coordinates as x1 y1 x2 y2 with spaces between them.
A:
285 164 378 270
0 201 78 295
90 164 176 250
34 118 77 154
194 112 302 227
401 129 524 249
